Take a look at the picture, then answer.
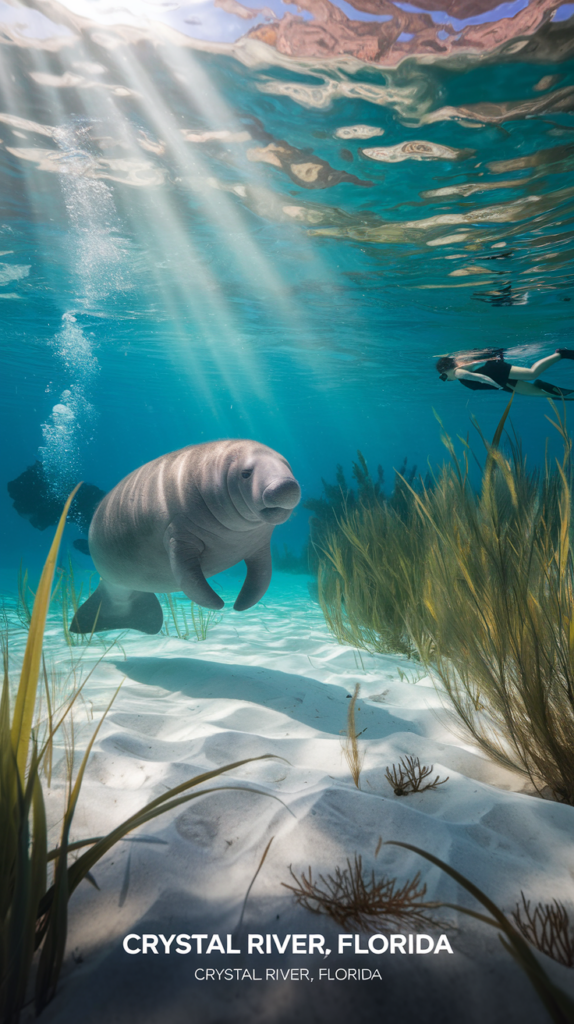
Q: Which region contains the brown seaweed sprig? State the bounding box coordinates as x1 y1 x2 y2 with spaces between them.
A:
342 683 364 788
512 893 574 968
385 755 449 796
283 854 439 933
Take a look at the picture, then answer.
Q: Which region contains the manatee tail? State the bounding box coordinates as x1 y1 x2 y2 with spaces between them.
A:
70 581 163 634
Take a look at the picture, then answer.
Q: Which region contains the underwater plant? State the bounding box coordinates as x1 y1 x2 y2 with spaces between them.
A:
161 593 221 641
32 641 113 789
235 836 275 936
271 542 314 575
284 853 438 933
273 452 421 578
512 894 574 969
308 453 421 574
388 841 574 1024
342 683 365 788
384 756 449 797
317 400 574 803
0 488 282 1022
406 403 574 803
57 556 99 648
16 563 34 630
316 486 427 658
305 451 384 522
309 451 431 657
17 556 100 650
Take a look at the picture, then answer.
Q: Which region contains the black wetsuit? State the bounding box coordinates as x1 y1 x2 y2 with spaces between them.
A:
458 359 513 392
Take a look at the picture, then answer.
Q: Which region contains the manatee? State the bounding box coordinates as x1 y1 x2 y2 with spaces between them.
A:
70 439 301 634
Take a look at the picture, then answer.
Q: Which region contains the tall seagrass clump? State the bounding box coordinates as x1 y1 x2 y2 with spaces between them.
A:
317 466 429 658
414 403 574 803
317 400 574 804
274 451 421 578
1 487 280 1023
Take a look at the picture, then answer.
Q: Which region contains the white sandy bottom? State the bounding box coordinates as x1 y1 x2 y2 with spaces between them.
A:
7 572 574 1024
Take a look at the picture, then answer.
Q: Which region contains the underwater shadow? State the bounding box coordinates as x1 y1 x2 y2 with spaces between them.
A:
111 655 420 741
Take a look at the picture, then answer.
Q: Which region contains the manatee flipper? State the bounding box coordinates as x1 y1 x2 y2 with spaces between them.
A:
234 543 272 612
70 581 163 634
165 520 224 610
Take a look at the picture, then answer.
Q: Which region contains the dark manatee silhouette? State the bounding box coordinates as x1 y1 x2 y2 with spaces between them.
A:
70 439 301 635
7 460 106 538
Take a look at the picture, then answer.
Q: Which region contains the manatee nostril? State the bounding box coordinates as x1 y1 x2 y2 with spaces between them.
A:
262 478 301 509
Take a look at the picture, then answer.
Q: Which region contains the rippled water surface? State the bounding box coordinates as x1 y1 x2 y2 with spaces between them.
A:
1 0 574 575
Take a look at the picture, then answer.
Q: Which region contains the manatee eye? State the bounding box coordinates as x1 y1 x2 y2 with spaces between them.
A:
241 470 252 479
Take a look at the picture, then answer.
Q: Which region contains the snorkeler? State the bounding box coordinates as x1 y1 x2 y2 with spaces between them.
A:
436 347 574 399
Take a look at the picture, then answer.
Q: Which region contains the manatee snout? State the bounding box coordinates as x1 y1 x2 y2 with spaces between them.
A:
262 477 301 510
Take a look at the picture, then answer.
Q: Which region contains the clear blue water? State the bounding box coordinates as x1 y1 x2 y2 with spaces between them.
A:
1 0 574 587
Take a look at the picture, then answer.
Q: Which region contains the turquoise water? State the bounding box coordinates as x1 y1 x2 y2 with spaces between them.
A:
1 0 574 584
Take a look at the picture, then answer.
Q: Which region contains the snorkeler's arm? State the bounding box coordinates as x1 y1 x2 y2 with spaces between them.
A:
454 368 504 388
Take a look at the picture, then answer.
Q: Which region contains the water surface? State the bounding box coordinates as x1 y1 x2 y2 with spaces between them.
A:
1 0 574 580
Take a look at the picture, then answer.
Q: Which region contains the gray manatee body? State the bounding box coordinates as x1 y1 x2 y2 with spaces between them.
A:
70 439 301 634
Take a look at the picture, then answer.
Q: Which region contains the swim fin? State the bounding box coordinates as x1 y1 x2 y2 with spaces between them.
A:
534 379 574 399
